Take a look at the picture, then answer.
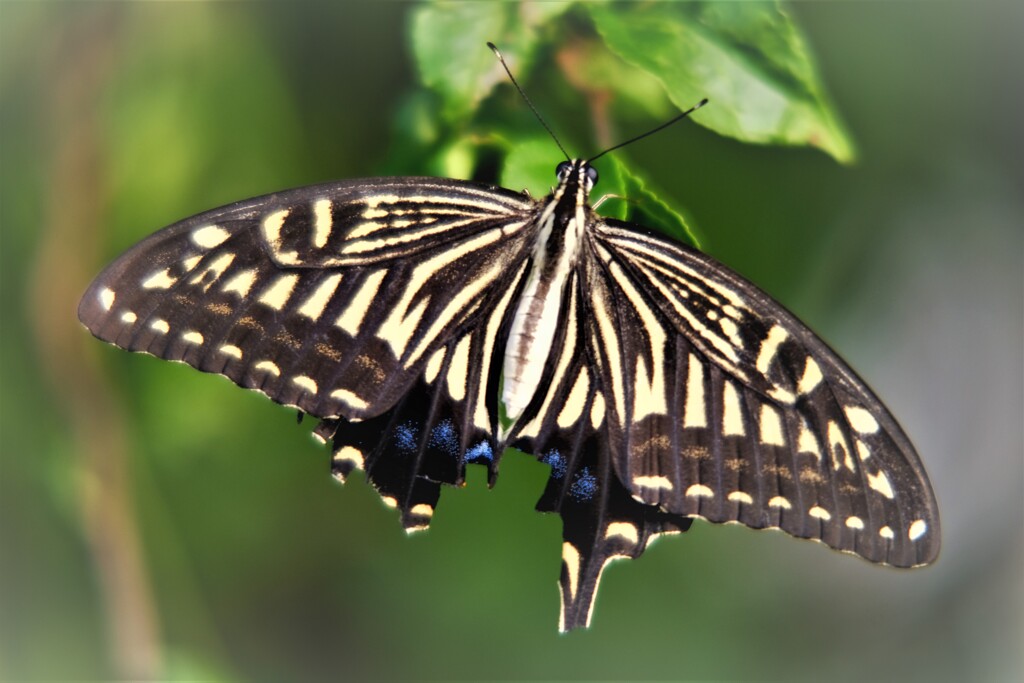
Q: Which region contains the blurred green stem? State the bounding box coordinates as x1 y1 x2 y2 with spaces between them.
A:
28 10 162 679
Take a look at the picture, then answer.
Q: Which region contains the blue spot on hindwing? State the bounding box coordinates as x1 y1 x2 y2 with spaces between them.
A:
429 419 460 456
465 440 493 463
541 449 567 479
394 422 419 454
569 467 598 502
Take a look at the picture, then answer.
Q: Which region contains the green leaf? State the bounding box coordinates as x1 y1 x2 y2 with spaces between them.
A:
553 37 673 123
588 1 855 163
410 1 574 123
500 135 560 198
597 157 702 248
428 137 479 180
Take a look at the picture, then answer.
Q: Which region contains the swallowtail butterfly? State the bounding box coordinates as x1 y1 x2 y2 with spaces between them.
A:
79 53 939 632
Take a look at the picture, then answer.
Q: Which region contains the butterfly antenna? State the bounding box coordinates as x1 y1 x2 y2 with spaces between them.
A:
588 98 708 163
488 42 571 162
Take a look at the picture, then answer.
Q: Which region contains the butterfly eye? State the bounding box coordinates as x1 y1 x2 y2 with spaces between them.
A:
585 165 599 186
555 161 571 181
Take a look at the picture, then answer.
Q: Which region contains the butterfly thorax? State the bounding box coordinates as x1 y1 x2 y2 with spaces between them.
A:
501 160 595 422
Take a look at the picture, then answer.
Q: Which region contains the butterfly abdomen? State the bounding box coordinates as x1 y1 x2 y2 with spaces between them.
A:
501 167 590 421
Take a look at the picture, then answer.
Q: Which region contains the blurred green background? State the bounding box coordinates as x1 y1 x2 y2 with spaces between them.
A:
2 1 1021 680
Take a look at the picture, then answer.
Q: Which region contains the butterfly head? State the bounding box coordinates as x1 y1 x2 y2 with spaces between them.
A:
555 159 599 201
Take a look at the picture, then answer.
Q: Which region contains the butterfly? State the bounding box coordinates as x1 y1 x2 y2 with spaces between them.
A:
78 53 939 632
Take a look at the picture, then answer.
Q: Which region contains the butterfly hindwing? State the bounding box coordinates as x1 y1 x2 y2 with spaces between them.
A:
588 219 940 568
322 259 530 530
508 272 693 631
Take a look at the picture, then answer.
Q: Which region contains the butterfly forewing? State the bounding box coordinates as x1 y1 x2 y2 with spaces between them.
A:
589 218 940 568
79 178 536 424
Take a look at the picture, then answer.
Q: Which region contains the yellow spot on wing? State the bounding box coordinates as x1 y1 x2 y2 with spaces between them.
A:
363 193 400 209
856 439 872 461
410 504 434 518
424 347 446 384
298 273 343 320
634 475 673 490
798 357 823 395
150 319 169 334
718 317 742 346
683 356 706 428
557 369 590 429
346 221 385 240
259 274 299 311
331 389 368 411
728 491 753 504
191 224 230 249
846 516 864 530
844 405 880 434
685 484 714 498
561 542 581 600
336 270 386 335
908 519 927 541
589 391 606 430
632 353 666 420
142 268 177 289
722 381 745 436
292 375 318 395
768 496 792 510
190 252 236 288
379 297 428 359
100 288 115 311
867 470 895 499
219 344 242 359
756 325 789 374
828 421 849 471
809 506 831 520
589 273 626 425
313 199 333 249
261 209 290 247
222 268 257 297
797 420 822 461
759 403 786 446
333 445 364 470
768 386 796 405
604 522 639 544
254 360 280 376
446 335 471 401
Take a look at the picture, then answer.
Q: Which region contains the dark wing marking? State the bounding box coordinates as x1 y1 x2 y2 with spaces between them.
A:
79 177 537 424
586 219 940 569
509 273 693 631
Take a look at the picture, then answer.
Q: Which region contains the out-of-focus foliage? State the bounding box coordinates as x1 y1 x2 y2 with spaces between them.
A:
411 1 573 123
408 0 853 242
589 2 856 162
2 1 1021 681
